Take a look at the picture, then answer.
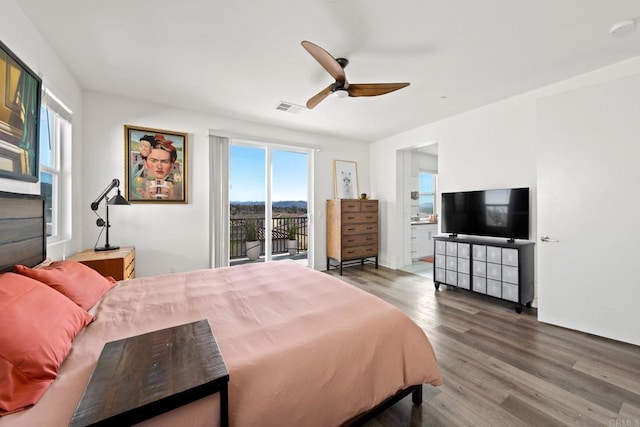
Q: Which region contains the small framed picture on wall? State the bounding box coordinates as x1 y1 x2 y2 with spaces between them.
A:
334 160 359 199
124 125 188 203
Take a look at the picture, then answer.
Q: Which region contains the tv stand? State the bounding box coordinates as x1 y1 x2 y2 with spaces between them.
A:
433 236 534 313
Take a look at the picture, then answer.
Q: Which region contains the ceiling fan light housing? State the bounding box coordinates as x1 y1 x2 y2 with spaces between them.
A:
333 89 349 98
609 18 639 35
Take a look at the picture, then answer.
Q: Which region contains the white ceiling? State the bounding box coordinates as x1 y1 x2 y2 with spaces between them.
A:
15 0 640 143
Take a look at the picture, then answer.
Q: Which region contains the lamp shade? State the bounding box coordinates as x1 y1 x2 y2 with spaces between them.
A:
108 191 130 206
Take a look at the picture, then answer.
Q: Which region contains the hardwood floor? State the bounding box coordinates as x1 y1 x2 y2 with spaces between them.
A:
325 266 640 426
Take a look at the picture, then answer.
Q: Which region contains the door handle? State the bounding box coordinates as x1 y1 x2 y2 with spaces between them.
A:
540 236 559 243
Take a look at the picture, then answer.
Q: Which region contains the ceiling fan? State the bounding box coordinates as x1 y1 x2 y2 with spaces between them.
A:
301 40 410 109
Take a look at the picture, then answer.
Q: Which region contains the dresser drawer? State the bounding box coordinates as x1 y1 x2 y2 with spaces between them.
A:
341 201 361 211
341 245 377 260
341 234 377 248
342 223 378 235
341 212 378 224
340 200 378 212
360 201 378 212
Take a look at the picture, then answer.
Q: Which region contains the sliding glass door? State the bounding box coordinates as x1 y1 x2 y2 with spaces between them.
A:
229 141 311 266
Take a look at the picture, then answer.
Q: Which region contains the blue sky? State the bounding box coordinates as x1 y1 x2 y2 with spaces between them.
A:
230 145 308 202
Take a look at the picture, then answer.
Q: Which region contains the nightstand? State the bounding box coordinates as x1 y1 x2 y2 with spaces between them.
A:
68 247 135 280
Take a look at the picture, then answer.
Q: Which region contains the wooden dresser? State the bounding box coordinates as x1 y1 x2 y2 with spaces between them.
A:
68 247 135 280
326 199 378 275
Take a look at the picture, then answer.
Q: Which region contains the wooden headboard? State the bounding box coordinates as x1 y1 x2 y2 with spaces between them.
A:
0 191 46 273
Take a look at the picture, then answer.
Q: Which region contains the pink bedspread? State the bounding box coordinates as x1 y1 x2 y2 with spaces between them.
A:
1 261 442 427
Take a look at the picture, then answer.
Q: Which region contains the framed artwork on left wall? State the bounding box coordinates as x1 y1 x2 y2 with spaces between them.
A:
0 40 42 182
124 125 188 204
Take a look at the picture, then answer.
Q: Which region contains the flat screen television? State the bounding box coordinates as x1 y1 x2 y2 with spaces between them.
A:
441 187 529 240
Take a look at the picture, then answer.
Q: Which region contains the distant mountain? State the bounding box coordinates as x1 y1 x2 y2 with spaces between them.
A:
273 201 307 209
231 201 307 209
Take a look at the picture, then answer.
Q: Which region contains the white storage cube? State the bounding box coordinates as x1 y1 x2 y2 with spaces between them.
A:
472 261 486 277
458 273 471 289
487 263 502 280
446 241 458 256
487 279 502 298
502 248 518 267
487 246 502 263
473 276 487 294
435 240 446 255
435 268 446 283
458 258 470 274
473 245 486 261
435 255 446 268
446 256 457 270
446 270 458 286
502 265 519 284
502 283 519 302
458 243 470 259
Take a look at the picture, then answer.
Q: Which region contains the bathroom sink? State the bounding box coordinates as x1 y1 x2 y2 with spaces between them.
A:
411 219 436 225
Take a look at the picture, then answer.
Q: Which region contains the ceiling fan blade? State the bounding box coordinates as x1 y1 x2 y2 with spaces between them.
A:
306 85 332 109
301 40 346 81
348 83 410 97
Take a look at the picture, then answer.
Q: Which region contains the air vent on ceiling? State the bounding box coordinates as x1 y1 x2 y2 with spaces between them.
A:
276 101 304 114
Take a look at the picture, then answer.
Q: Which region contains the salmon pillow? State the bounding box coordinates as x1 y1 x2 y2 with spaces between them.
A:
14 260 116 311
0 273 93 415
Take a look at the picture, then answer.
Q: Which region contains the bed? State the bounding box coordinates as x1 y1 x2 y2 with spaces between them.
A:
0 190 443 426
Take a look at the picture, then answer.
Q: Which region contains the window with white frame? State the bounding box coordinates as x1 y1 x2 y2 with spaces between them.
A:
418 171 436 216
39 90 71 241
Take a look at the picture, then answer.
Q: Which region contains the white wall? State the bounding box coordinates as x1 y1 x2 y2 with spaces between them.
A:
1 0 84 260
372 95 537 270
371 55 640 344
82 92 369 276
2 0 370 276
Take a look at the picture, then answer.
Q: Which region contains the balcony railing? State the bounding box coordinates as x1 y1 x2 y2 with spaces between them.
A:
230 215 308 259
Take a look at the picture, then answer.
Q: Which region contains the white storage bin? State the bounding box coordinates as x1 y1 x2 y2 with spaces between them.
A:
502 283 519 302
473 276 487 294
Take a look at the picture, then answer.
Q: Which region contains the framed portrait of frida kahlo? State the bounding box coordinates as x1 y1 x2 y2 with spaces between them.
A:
124 125 188 204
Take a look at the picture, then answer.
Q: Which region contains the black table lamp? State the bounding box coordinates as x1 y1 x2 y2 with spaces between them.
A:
91 178 130 251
